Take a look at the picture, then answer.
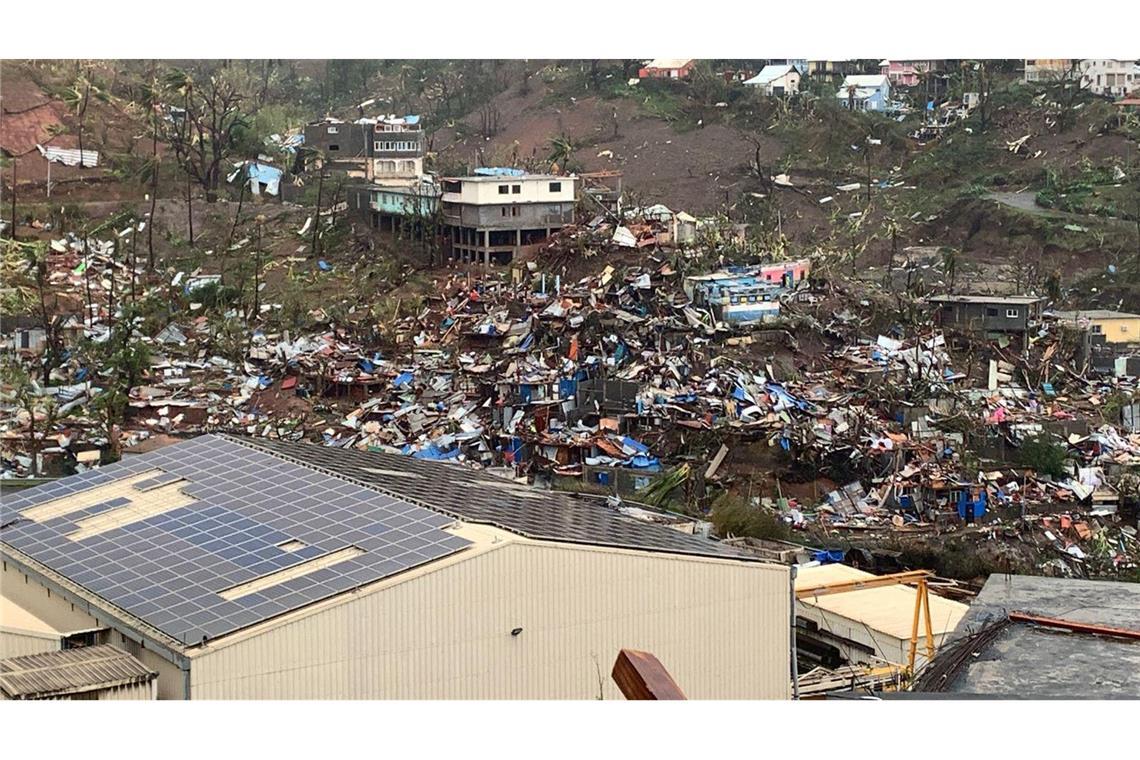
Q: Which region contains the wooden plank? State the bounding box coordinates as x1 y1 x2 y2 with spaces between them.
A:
704 445 729 480
611 649 686 700
1009 611 1140 641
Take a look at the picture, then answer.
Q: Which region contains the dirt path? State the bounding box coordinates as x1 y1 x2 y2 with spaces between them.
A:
986 190 1132 228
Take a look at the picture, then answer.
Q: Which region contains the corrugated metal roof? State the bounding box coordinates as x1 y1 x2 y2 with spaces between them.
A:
36 143 99 167
0 644 155 699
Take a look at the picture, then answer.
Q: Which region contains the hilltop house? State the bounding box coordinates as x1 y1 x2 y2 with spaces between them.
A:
927 294 1044 336
440 169 578 266
878 60 944 87
1052 309 1140 344
744 65 801 96
638 59 695 80
1023 59 1073 83
836 74 891 111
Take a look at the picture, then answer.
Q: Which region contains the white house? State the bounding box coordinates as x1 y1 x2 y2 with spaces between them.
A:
744 64 801 96
836 74 891 111
1079 59 1139 98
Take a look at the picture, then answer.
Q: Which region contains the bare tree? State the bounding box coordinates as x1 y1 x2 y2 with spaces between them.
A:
164 66 249 203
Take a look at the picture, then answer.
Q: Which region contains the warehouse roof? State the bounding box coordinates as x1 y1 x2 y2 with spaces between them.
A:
238 436 751 561
1 434 470 645
0 644 155 699
1 434 751 648
795 564 967 641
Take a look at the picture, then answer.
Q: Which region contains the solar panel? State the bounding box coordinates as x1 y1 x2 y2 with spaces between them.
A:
0 435 471 645
245 436 753 561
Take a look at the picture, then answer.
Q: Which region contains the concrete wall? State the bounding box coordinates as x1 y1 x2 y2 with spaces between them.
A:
443 177 577 206
304 122 371 158
1092 317 1140 344
189 540 790 699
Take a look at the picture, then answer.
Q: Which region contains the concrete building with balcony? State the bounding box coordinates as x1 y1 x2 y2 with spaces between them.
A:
441 170 578 266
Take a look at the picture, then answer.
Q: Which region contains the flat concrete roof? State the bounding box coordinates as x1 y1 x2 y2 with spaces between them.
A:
1051 309 1140 321
927 294 1043 305
941 574 1140 698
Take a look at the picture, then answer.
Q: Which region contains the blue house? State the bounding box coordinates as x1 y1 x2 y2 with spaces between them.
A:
836 74 891 112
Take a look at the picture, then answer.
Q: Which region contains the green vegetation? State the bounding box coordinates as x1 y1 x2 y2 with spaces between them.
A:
1015 434 1070 479
709 492 790 541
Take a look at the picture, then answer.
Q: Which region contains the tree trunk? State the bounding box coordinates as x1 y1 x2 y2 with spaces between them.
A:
148 101 159 268
8 158 15 240
77 82 91 170
311 168 324 257
27 400 38 477
83 235 93 326
186 172 194 246
226 170 247 280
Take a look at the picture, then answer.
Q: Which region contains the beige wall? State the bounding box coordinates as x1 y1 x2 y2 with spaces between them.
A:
1093 317 1140 344
1 559 188 699
1 560 99 634
190 541 790 699
0 629 59 659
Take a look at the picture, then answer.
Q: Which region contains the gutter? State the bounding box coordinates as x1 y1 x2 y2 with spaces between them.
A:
790 564 800 700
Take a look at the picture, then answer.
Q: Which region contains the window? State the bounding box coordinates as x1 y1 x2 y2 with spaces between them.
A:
549 182 561 192
511 206 520 217
498 185 510 194
327 126 339 134
511 185 521 194
985 307 999 317
501 208 508 217
328 144 339 152
1005 308 1020 319
1091 324 1104 334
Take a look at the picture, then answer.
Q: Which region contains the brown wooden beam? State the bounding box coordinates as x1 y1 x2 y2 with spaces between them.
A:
612 649 687 700
796 570 931 599
1009 611 1140 641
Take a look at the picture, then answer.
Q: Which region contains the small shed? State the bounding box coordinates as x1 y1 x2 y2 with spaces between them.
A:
0 645 157 700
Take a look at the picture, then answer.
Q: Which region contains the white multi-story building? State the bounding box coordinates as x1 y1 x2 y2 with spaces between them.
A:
1079 59 1139 98
441 170 579 265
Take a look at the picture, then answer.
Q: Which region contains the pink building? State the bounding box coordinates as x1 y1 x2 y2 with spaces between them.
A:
879 60 941 87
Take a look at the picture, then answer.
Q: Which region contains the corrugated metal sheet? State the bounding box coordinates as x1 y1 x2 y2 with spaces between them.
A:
36 144 99 167
191 539 789 699
0 644 156 699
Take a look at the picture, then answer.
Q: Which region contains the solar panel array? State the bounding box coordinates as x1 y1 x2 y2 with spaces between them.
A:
0 435 470 645
243 437 753 561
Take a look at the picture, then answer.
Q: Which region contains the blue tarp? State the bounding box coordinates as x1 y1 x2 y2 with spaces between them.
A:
393 372 414 388
621 436 650 455
247 163 283 195
628 455 661 471
558 378 577 399
473 166 526 177
318 260 332 271
413 444 460 461
957 491 987 521
812 550 846 564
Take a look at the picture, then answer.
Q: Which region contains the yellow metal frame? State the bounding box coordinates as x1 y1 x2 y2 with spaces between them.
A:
796 569 936 674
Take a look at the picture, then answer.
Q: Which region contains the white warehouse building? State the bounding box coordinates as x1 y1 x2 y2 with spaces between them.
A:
0 434 791 699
